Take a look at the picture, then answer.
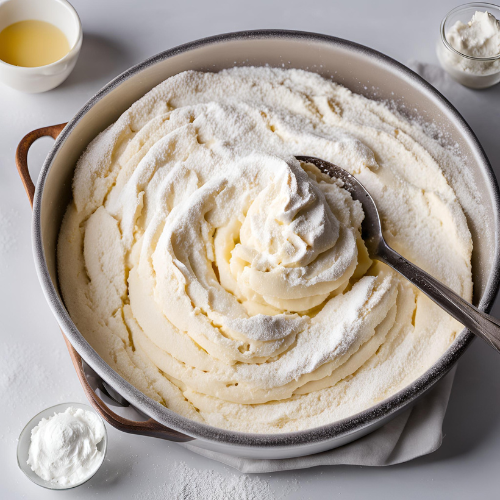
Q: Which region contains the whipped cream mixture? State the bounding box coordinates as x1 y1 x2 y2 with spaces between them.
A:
27 407 105 486
58 68 473 433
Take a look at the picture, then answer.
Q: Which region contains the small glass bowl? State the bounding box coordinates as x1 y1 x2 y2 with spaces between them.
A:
17 402 108 490
437 2 500 89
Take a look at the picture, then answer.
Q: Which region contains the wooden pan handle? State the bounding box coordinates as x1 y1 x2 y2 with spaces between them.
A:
63 338 192 442
16 124 67 207
16 125 192 443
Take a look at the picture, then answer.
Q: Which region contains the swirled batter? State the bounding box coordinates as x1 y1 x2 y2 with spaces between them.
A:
58 68 473 433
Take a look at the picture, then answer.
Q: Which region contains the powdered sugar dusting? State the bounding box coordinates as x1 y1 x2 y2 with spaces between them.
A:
0 208 19 258
133 461 299 500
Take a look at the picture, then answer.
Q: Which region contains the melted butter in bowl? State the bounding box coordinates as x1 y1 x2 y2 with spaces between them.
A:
57 68 473 434
0 0 82 92
0 20 70 67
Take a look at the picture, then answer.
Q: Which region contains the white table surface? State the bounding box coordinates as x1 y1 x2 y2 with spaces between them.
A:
2 0 500 498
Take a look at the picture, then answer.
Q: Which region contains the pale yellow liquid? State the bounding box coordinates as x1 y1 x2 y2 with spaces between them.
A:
0 20 70 67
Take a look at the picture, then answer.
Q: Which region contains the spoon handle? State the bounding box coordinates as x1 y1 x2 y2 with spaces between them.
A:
378 243 500 352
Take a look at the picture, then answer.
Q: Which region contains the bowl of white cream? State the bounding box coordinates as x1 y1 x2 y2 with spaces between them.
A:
437 2 500 89
17 403 107 490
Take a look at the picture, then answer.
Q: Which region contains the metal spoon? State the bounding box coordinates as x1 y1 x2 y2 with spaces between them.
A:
296 155 500 353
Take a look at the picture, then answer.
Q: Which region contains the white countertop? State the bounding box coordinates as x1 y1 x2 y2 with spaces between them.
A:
2 0 500 498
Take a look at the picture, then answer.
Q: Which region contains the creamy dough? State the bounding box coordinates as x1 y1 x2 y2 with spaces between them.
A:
58 68 473 433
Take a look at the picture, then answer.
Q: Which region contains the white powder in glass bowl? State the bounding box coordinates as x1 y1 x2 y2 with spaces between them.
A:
448 10 500 59
437 10 500 88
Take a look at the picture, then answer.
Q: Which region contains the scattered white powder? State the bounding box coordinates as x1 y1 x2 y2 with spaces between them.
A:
0 342 79 410
134 461 297 500
27 406 105 487
0 341 83 445
0 208 19 258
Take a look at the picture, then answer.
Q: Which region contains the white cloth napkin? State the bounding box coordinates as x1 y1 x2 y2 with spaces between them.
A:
182 62 475 473
183 366 456 472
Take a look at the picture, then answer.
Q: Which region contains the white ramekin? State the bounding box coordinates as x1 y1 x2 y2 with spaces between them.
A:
0 0 82 93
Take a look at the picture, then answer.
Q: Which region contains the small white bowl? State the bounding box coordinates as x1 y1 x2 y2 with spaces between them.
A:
0 0 82 93
17 402 108 490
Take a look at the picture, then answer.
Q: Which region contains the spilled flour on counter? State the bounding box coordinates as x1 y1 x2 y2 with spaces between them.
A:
0 208 19 258
135 461 298 500
0 341 83 443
